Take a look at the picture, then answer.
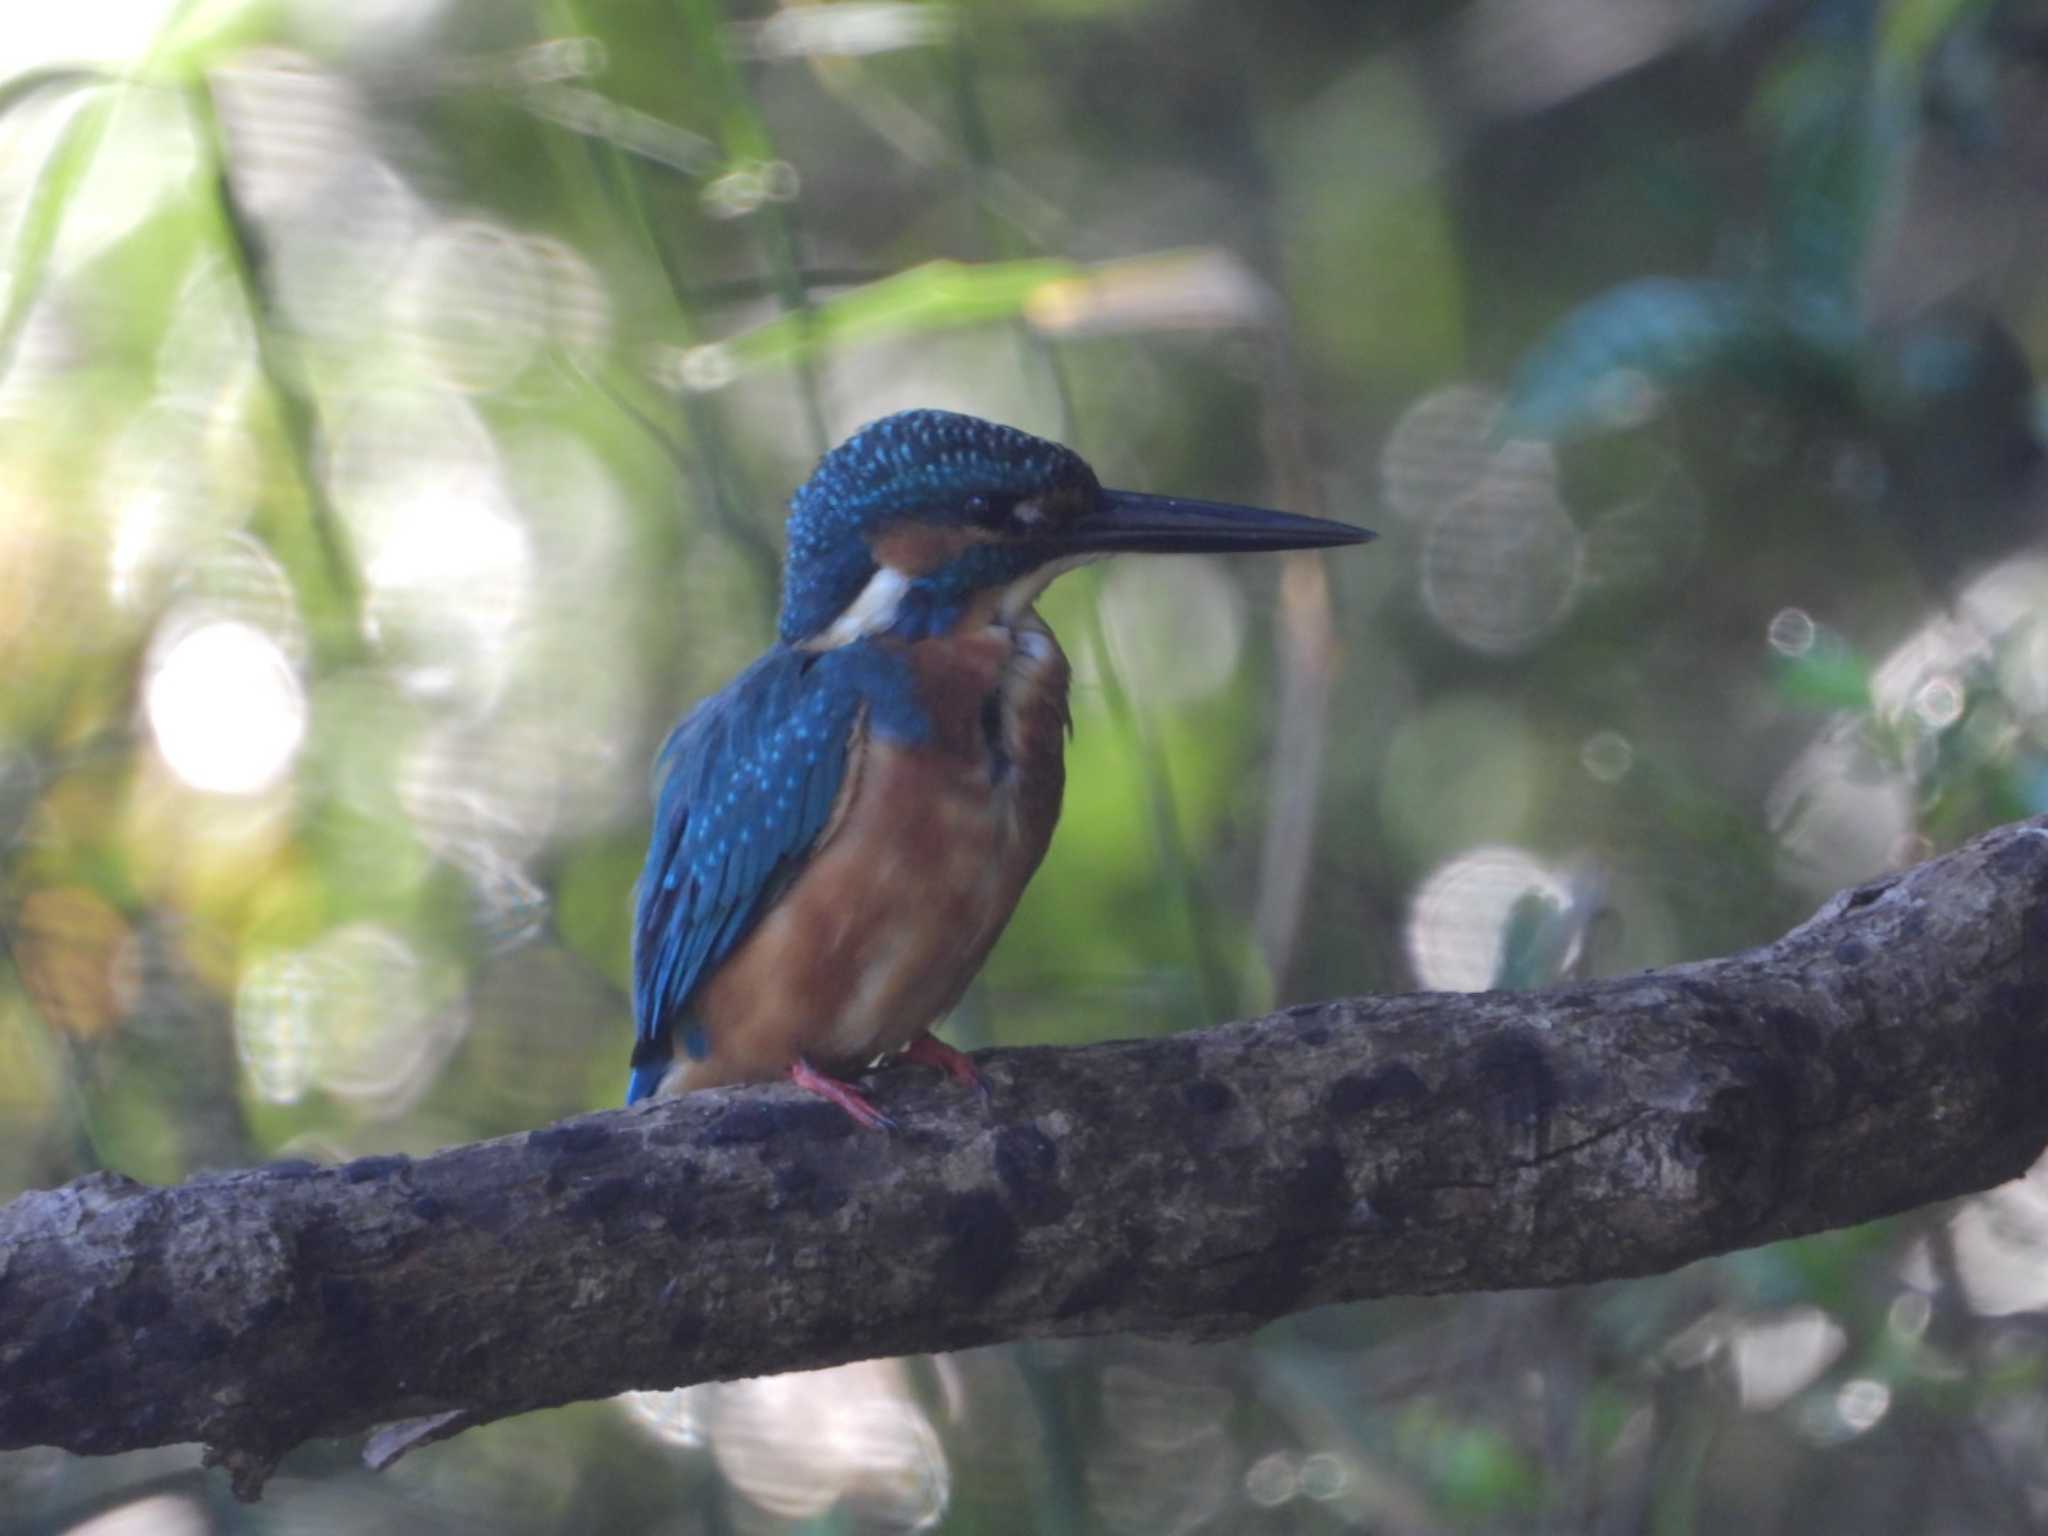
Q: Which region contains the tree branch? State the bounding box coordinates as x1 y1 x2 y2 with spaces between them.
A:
6 818 2048 1498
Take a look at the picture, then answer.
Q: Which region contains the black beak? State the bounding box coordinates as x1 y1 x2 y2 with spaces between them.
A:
1056 490 1374 556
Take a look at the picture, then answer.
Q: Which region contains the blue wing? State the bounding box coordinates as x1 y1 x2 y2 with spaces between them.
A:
628 643 926 1103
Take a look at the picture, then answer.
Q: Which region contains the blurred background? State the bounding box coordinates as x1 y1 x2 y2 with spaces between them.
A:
7 0 2048 1530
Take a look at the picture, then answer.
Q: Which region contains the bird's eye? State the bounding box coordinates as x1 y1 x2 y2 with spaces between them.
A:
963 493 1016 529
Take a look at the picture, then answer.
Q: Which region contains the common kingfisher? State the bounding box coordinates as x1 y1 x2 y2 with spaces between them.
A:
629 409 1371 1128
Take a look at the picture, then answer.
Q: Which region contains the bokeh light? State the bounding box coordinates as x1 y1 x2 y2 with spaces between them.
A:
1380 384 1502 524
273 157 428 345
1730 1306 1846 1410
1835 1377 1892 1435
1768 606 1817 657
234 924 464 1114
698 1362 949 1530
1872 618 1987 734
1768 719 1914 896
106 402 246 610
1099 555 1246 704
1244 1449 1298 1507
0 1 184 76
234 947 322 1105
525 235 613 363
145 619 308 795
393 219 548 394
1579 729 1633 783
57 1493 208 1536
617 1386 707 1449
1378 697 1542 870
212 49 376 224
1406 846 1575 991
1948 1167 2048 1316
1089 1361 1235 1535
1453 0 1700 116
284 0 453 60
1420 441 1582 656
743 2 958 59
332 394 534 710
363 480 531 706
398 721 563 867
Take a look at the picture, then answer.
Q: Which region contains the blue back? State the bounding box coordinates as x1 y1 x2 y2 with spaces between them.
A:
629 641 928 1102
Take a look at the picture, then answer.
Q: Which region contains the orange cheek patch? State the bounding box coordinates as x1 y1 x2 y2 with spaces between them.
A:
869 522 989 576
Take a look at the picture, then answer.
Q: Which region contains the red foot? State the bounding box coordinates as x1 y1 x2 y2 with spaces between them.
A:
902 1033 991 1104
790 1056 896 1132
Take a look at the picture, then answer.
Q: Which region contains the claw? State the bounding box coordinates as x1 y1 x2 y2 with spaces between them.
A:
902 1032 991 1105
790 1056 897 1131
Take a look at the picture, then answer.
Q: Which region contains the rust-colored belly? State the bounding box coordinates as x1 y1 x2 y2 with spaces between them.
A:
673 617 1069 1091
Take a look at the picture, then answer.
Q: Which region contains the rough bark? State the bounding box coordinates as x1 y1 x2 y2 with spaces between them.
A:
5 817 2048 1499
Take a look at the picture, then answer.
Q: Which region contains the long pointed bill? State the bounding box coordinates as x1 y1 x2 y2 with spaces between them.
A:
1057 490 1374 556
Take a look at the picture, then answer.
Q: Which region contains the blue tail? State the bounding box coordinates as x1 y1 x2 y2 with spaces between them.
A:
626 1038 672 1105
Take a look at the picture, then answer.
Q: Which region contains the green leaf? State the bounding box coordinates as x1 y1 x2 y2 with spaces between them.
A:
1879 0 1995 79
1492 889 1571 991
1773 637 1872 711
0 66 108 122
142 0 288 81
1758 6 1917 317
720 256 1083 371
0 84 118 382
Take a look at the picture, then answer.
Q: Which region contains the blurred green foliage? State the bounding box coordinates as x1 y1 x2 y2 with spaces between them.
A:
6 0 2048 1532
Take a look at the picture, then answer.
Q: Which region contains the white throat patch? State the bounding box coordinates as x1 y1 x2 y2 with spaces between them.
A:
804 565 912 650
998 553 1100 622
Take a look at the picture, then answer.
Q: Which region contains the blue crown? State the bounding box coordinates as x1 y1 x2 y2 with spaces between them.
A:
777 410 1096 645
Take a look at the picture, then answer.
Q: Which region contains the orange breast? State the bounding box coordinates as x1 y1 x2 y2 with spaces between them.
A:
675 615 1071 1090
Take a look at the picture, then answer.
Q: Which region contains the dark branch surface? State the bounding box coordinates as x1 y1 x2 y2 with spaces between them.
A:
7 818 2048 1498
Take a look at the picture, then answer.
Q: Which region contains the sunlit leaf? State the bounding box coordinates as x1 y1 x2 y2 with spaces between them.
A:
0 66 107 122
183 79 366 650
710 249 1284 376
144 0 288 81
0 83 117 377
734 3 957 60
720 256 1081 370
518 85 720 178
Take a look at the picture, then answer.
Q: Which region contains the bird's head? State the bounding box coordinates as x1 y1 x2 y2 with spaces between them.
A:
778 409 1371 649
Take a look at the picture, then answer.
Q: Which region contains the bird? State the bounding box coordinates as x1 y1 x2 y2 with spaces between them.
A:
628 409 1371 1128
